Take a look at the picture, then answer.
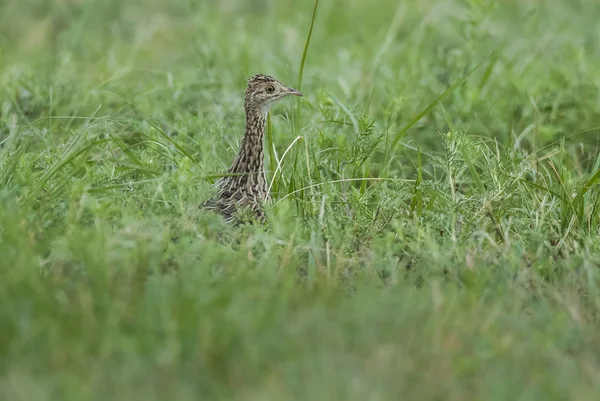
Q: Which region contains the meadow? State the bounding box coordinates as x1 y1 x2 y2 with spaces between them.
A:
1 0 600 399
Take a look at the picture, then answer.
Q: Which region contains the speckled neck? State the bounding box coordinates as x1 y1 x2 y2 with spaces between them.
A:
229 105 266 175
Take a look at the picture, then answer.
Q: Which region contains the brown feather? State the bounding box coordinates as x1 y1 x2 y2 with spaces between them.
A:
203 74 302 223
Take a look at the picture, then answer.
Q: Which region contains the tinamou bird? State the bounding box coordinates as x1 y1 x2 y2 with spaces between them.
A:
203 74 302 223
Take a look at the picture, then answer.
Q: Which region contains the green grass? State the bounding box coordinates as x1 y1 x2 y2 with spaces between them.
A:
1 0 600 399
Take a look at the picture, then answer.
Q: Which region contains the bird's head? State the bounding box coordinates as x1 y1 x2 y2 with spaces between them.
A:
244 74 302 115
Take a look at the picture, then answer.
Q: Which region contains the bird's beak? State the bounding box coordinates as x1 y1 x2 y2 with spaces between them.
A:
286 87 303 97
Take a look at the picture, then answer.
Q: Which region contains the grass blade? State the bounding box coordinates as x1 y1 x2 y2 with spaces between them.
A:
384 51 496 173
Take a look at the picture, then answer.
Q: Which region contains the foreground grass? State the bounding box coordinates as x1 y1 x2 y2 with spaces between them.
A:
1 0 600 399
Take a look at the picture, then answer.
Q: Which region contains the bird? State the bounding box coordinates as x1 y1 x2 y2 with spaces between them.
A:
203 74 302 223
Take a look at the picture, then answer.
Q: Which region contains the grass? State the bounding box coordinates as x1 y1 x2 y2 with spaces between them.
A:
1 0 600 399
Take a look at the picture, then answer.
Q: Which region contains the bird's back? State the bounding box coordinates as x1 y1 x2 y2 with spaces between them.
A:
203 174 267 223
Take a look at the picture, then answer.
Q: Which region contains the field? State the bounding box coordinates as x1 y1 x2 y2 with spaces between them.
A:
1 0 600 399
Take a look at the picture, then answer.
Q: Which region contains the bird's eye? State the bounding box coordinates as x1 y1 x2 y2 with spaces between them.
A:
266 85 275 93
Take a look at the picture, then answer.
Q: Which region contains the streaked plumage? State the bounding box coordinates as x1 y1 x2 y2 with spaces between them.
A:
203 74 302 223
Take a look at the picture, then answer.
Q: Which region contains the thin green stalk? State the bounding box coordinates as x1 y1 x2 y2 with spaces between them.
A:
295 0 320 136
383 51 496 175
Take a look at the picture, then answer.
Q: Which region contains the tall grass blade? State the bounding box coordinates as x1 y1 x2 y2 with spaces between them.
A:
384 51 496 173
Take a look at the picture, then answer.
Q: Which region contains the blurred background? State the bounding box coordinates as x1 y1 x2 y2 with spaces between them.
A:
2 2 600 400
2 0 599 158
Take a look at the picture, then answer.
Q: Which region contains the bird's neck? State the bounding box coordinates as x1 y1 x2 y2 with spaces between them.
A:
229 106 266 174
